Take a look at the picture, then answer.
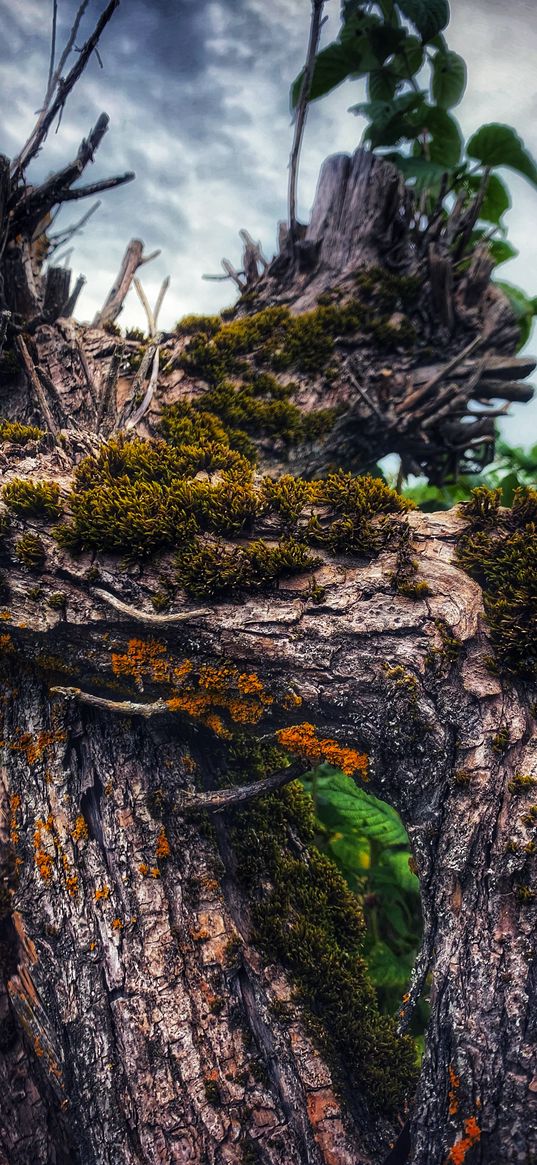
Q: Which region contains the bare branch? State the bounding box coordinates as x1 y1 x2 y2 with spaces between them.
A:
92 588 211 625
50 686 169 718
55 171 135 203
63 273 86 318
125 345 160 429
50 1 90 102
177 761 308 814
133 278 155 335
92 239 145 328
288 0 326 240
11 0 120 179
12 115 111 229
15 336 60 437
46 0 59 103
152 276 170 333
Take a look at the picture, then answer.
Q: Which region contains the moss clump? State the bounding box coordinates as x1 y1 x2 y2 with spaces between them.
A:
456 487 537 678
175 313 222 338
3 479 62 520
0 420 45 445
103 320 122 337
226 739 417 1115
15 533 46 571
354 266 422 312
314 471 414 555
175 537 321 599
47 592 66 611
390 523 430 599
124 327 146 342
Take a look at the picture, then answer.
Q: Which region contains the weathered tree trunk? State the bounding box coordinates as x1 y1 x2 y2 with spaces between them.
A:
0 148 536 1165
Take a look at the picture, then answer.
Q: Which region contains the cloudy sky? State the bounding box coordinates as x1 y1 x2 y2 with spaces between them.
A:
1 0 537 444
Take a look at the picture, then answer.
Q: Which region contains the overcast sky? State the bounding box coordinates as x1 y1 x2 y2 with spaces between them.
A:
1 0 536 445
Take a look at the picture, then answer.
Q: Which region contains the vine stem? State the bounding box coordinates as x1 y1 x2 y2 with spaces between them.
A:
288 0 326 242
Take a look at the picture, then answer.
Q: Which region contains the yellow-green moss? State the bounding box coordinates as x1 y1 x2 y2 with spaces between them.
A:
15 532 46 571
224 738 417 1114
175 538 321 599
0 420 45 445
3 479 62 520
456 487 537 678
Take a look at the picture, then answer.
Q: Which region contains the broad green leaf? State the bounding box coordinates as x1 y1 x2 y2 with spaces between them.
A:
368 23 407 63
431 50 467 108
390 153 452 191
397 0 450 42
368 68 398 101
391 34 424 77
467 123 537 189
425 107 463 166
302 770 410 847
290 42 362 109
465 172 511 225
328 835 371 876
375 849 420 895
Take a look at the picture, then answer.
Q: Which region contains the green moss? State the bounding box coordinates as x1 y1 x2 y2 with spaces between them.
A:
390 523 431 599
3 479 62 520
103 321 122 337
47 592 66 611
0 420 45 445
456 487 537 678
175 537 321 599
225 750 417 1115
15 532 46 571
124 327 146 342
175 313 222 337
508 774 537 794
203 1078 221 1105
491 728 510 755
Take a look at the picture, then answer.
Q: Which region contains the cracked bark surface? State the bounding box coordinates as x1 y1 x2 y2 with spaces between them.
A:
0 147 536 1165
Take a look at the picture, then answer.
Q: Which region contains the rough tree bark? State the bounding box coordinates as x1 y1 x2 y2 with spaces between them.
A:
0 143 536 1165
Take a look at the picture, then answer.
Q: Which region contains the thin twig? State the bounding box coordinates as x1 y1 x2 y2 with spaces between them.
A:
46 0 59 104
125 345 159 429
288 0 326 240
133 278 156 335
177 761 308 814
55 171 135 202
93 587 211 624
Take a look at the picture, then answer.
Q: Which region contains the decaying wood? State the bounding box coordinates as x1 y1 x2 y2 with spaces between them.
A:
0 39 536 1157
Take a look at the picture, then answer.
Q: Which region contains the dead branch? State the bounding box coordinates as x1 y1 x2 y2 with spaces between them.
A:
55 172 135 203
93 588 211 624
177 760 308 814
92 239 149 328
50 686 169 718
11 0 120 179
15 336 60 437
11 114 111 230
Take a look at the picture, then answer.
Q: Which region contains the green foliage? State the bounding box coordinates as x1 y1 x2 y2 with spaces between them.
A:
291 1 537 347
301 766 427 1033
404 440 537 511
227 744 418 1112
2 479 62 520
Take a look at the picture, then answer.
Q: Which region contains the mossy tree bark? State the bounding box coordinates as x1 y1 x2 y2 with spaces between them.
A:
0 149 536 1165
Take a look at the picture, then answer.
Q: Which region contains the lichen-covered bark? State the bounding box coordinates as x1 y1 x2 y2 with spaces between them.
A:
0 146 536 1165
0 503 535 1163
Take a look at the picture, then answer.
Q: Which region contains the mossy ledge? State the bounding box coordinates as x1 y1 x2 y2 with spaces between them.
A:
43 423 413 596
224 737 418 1115
456 486 537 678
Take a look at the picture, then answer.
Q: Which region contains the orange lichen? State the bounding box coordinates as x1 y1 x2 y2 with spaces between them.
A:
138 862 149 876
34 1036 44 1057
9 793 21 846
276 722 368 779
89 941 96 952
111 638 170 687
155 828 171 859
71 814 88 843
6 729 66 766
33 820 53 882
237 672 265 696
282 691 303 709
448 1117 481 1164
65 872 79 898
0 634 13 652
149 867 161 878
95 885 110 901
112 918 123 930
448 1065 460 1116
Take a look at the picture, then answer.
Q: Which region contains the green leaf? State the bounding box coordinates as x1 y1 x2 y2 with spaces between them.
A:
426 106 463 165
302 770 410 847
375 849 420 895
467 123 537 189
368 68 398 101
495 279 537 348
397 0 450 42
465 172 511 225
390 153 452 190
368 23 407 63
431 50 467 108
290 42 361 109
488 238 518 266
391 34 424 77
